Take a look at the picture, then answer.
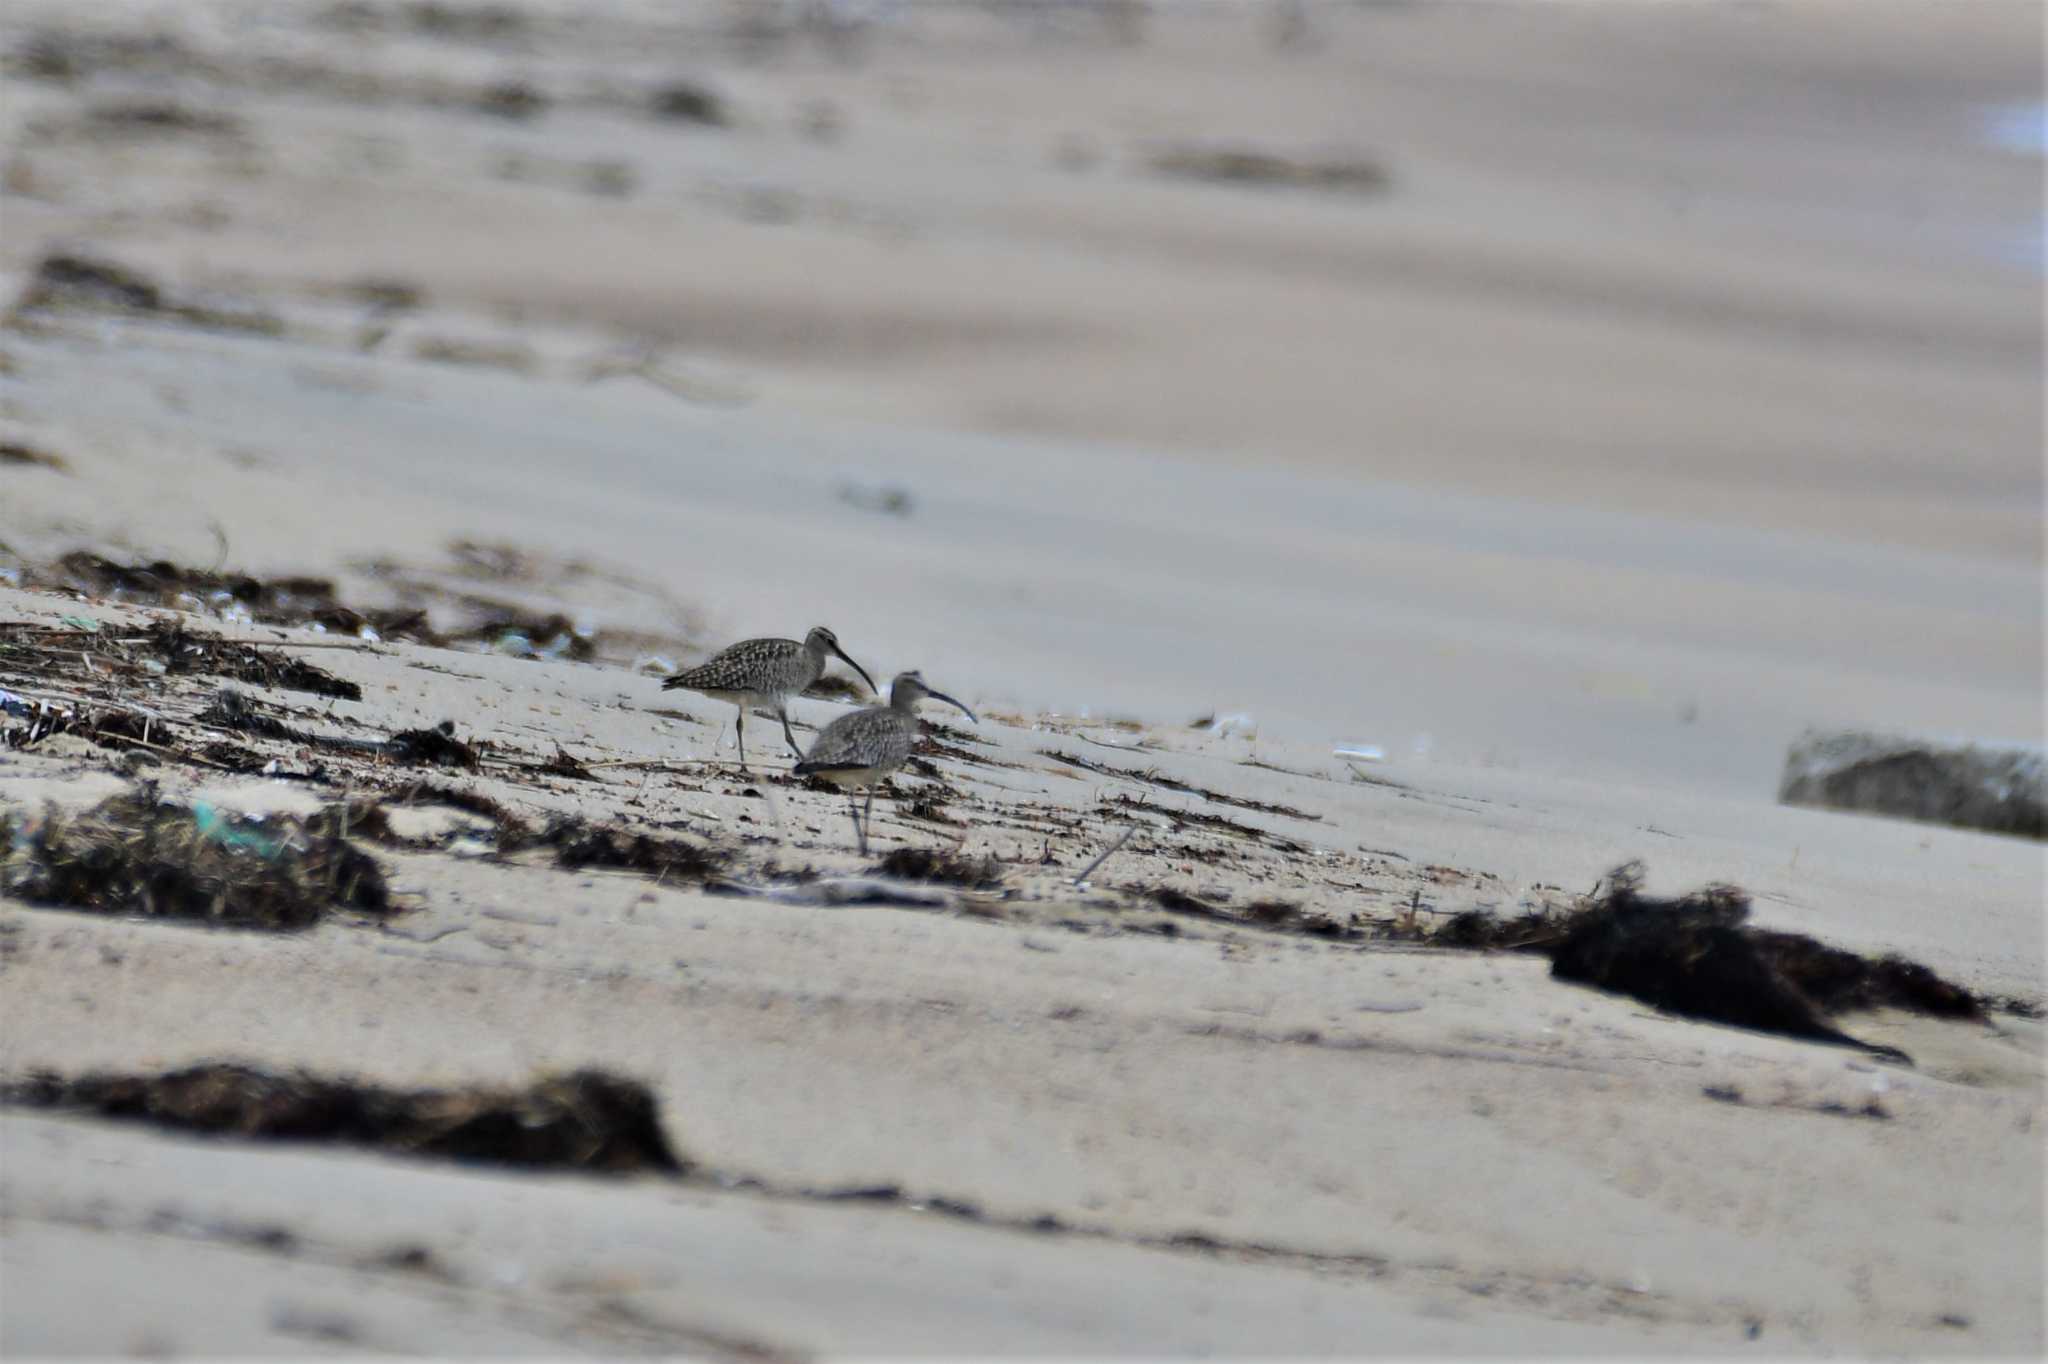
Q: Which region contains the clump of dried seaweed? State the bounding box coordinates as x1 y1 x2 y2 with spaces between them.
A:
1101 792 1310 853
8 253 280 335
198 687 304 741
1149 144 1390 195
35 553 401 642
1242 898 1359 939
200 691 486 771
1421 862 1988 1063
1 1063 685 1174
1544 865 1914 1061
1400 903 1566 950
0 617 360 701
873 846 1003 889
1745 927 1984 1019
0 440 69 472
537 744 596 780
0 689 173 762
384 721 482 770
0 790 389 930
17 549 630 665
142 619 362 699
520 816 724 882
387 780 527 829
1140 885 1361 940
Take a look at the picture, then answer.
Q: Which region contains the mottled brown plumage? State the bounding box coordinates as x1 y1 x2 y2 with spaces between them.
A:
663 626 874 770
795 671 977 854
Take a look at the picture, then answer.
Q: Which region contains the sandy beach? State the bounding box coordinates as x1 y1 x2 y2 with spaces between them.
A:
0 0 2042 1355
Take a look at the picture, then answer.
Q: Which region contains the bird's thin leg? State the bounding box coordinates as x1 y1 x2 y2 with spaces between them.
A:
734 705 749 773
860 784 876 855
848 789 868 856
778 704 803 759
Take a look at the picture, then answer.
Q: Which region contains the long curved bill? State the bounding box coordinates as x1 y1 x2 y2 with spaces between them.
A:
832 646 879 700
926 689 978 725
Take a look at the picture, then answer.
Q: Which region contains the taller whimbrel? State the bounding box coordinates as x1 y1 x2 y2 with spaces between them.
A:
663 626 876 771
794 670 977 854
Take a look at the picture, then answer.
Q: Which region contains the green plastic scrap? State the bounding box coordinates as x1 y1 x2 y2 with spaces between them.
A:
192 800 284 860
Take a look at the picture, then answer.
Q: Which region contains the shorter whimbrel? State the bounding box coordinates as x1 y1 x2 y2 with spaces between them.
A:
794 670 976 854
663 626 876 771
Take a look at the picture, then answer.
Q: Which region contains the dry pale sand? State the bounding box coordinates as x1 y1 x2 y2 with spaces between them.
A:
0 0 2043 1357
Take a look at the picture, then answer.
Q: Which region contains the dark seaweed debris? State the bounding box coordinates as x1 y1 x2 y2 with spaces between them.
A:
1416 905 1563 950
40 553 394 644
1243 899 1358 939
1047 748 1322 822
1393 863 1990 1062
1145 886 1235 925
151 619 362 701
12 253 162 313
0 617 361 702
385 721 481 770
9 253 280 335
538 744 596 780
873 846 1003 889
524 816 723 882
79 99 245 138
649 81 727 126
1143 885 1361 939
475 80 546 119
1749 929 1984 1019
1545 864 1932 1062
1150 144 1390 195
0 441 69 472
1102 792 1311 854
2 1064 685 1174
201 690 485 771
387 779 525 829
28 548 615 664
199 687 303 741
0 791 389 930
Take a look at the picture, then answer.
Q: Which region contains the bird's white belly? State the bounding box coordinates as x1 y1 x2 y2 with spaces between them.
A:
696 688 789 713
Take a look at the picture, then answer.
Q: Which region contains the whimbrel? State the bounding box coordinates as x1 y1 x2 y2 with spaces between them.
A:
794 670 977 854
663 626 876 771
